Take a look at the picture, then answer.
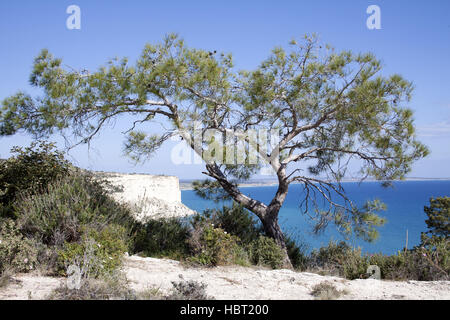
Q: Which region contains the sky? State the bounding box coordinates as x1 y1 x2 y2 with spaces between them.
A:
0 0 449 179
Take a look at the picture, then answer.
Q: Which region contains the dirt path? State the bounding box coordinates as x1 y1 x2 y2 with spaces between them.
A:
1 255 449 300
124 256 450 300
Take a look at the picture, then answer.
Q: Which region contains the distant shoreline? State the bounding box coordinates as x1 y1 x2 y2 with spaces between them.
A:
180 178 450 191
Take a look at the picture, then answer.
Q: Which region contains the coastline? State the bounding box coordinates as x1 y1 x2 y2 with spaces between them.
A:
180 178 450 191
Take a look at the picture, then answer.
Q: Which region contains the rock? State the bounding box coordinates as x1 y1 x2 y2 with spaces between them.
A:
102 173 197 220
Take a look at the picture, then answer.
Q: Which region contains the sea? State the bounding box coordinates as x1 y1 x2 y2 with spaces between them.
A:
181 180 450 255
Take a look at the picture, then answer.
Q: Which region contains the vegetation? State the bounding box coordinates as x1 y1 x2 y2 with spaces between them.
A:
422 197 449 242
308 241 367 279
0 143 135 283
48 271 135 300
0 219 38 273
0 35 429 267
57 225 128 277
304 199 449 281
310 281 348 300
0 141 70 219
0 141 447 301
16 173 135 248
132 217 190 260
187 222 248 267
248 236 284 269
166 280 213 300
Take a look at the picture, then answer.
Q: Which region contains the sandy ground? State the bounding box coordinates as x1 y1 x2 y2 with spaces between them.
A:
1 255 449 300
0 275 63 300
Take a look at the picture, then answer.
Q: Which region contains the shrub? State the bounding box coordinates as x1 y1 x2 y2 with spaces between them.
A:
49 271 135 300
309 241 368 279
192 204 308 269
0 267 13 288
363 198 450 281
285 235 309 271
0 141 70 219
187 223 248 267
367 242 449 281
57 224 128 278
0 219 38 274
15 172 135 248
167 280 212 300
310 281 348 300
194 203 262 244
248 236 284 269
132 217 190 260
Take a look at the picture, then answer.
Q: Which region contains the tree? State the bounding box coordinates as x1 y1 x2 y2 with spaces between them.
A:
0 34 428 268
423 197 450 242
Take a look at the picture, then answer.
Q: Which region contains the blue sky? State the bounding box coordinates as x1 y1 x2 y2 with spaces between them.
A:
0 0 449 178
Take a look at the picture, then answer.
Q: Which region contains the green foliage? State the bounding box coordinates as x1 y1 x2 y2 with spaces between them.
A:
132 218 190 260
0 35 429 259
15 172 135 247
367 242 449 281
192 180 233 203
57 224 128 278
0 143 136 277
306 237 448 281
0 219 38 273
285 236 309 271
338 199 387 242
248 236 284 269
423 197 449 241
0 141 70 219
191 204 306 269
192 203 262 244
187 223 248 267
309 241 368 279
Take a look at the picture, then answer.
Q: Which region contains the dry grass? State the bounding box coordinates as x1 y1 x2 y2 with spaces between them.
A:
310 281 349 300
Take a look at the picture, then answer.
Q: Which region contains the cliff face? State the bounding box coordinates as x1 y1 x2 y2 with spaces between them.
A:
104 173 196 221
106 174 181 203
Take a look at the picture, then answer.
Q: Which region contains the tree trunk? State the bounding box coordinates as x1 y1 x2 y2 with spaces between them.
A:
205 162 293 269
262 169 293 269
262 210 293 270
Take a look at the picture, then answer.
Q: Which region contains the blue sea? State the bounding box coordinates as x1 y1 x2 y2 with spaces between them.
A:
182 180 450 255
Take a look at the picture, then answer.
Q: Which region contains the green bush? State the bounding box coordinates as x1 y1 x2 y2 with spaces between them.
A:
309 241 368 279
57 224 128 278
194 203 262 244
305 239 448 281
367 240 449 281
191 204 307 269
248 236 284 269
132 218 190 260
15 172 135 247
285 236 309 271
0 141 70 219
0 219 38 273
363 197 449 281
187 223 248 267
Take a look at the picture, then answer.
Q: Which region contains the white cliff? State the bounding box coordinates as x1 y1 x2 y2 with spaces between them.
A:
101 173 196 221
